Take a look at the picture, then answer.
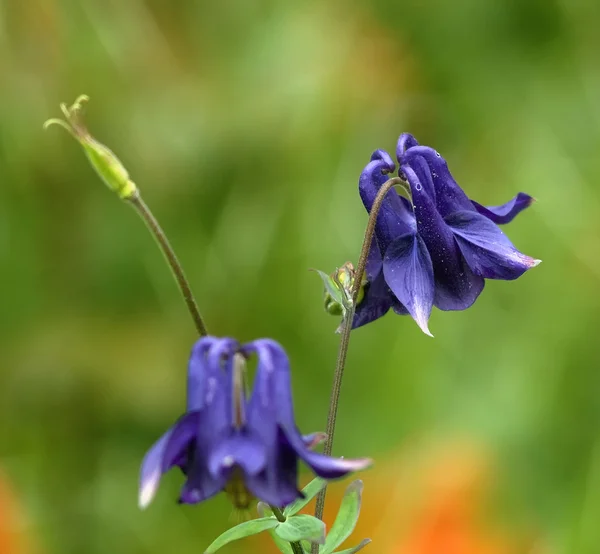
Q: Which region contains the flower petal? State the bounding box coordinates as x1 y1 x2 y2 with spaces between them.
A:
185 339 240 504
244 428 301 507
400 147 437 202
471 192 534 224
352 272 393 329
245 340 371 485
244 339 292 425
382 232 435 336
302 432 327 449
359 149 414 251
178 474 226 505
365 235 382 281
446 210 541 280
286 432 372 479
241 340 302 504
396 132 419 158
402 145 475 216
187 337 239 412
208 434 267 478
245 473 300 508
401 162 485 313
138 411 200 509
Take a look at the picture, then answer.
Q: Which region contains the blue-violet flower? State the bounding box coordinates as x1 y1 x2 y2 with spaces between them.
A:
139 336 371 509
354 133 540 335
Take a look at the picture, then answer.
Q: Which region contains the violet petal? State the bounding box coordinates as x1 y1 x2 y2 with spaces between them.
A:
472 192 534 224
359 149 415 251
138 411 200 509
382 232 435 336
447 210 541 280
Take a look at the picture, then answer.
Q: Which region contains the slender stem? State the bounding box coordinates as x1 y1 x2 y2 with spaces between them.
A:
269 505 305 554
127 192 209 337
352 176 408 307
312 177 406 540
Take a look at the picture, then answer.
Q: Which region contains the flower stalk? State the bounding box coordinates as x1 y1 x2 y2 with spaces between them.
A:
312 176 407 538
127 193 208 336
44 95 208 337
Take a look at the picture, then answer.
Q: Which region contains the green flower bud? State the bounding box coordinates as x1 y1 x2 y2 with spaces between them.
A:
313 262 367 331
44 95 137 200
325 295 344 316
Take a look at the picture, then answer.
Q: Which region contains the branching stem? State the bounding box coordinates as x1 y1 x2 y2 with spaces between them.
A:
269 505 305 554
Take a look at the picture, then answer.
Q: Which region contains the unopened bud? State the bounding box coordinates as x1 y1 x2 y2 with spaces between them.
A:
312 262 367 332
44 95 137 200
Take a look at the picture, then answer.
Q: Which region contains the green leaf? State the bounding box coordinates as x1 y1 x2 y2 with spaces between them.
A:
313 269 345 306
275 514 326 544
334 538 371 553
321 480 363 554
204 517 279 553
256 503 295 553
284 477 327 516
267 529 295 554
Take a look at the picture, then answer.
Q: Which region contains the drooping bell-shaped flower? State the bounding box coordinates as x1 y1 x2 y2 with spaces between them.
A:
139 337 371 509
354 134 540 336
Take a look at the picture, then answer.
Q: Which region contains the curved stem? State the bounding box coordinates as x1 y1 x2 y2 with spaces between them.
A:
312 177 406 538
269 505 305 554
127 192 209 337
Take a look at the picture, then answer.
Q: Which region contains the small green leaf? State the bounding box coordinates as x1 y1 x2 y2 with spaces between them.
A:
321 480 363 554
204 517 279 553
334 538 371 553
275 514 326 544
313 270 346 304
284 478 327 516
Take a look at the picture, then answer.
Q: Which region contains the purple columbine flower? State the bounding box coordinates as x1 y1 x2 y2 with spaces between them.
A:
354 133 540 336
139 336 370 509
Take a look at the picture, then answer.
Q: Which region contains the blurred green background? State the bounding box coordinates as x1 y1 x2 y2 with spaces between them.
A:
1 0 600 553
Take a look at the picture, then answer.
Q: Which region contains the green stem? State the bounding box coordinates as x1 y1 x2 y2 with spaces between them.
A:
127 192 209 337
312 177 406 544
269 505 305 554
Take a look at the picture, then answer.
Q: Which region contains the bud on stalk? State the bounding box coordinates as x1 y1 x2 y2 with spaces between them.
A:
44 95 137 200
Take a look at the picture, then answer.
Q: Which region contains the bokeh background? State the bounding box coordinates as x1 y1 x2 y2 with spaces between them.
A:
1 0 600 553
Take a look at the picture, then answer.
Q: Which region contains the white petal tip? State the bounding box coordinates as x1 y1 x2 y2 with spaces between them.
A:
415 314 434 337
338 457 373 472
138 476 159 510
357 457 374 470
531 258 542 267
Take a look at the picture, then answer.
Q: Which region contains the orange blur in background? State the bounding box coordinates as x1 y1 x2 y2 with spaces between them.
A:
267 440 547 554
0 470 30 554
